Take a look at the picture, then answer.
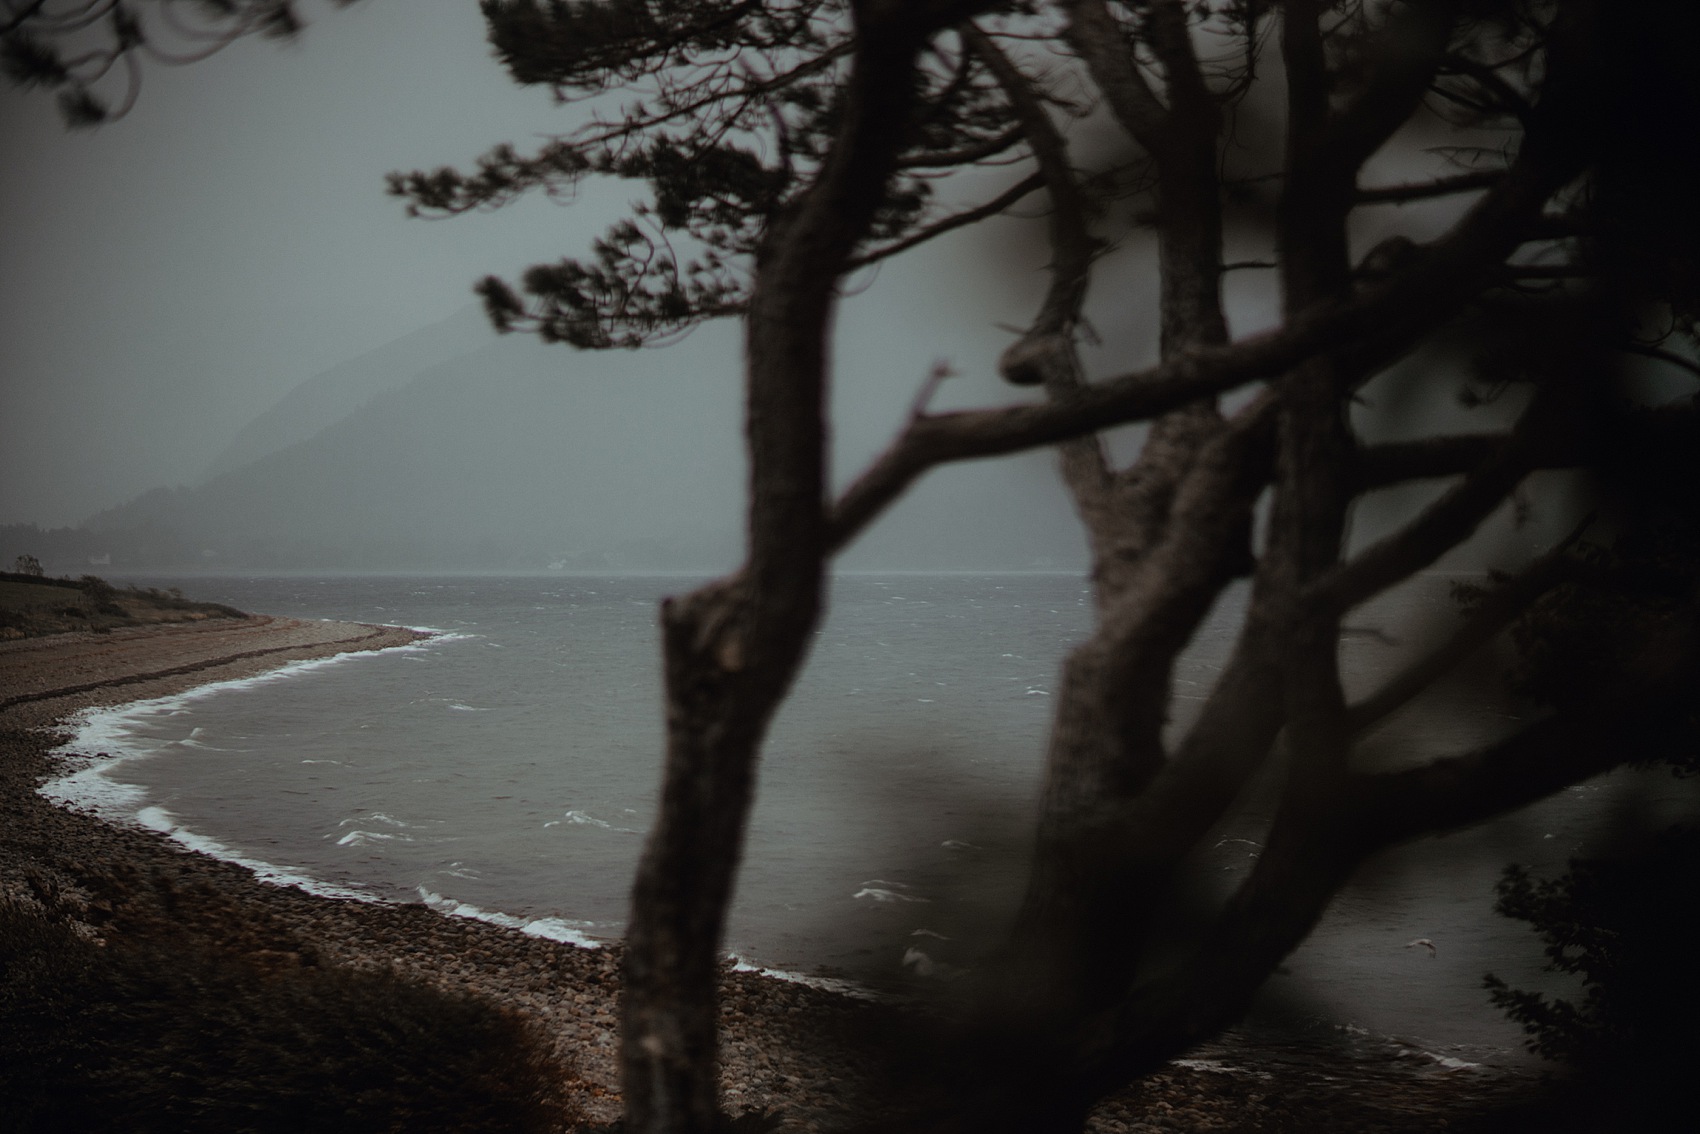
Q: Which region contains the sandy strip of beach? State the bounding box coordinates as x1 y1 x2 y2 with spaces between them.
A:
0 615 901 1130
0 617 1535 1132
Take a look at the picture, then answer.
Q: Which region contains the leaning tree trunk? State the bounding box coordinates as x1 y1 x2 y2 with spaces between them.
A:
618 16 931 1132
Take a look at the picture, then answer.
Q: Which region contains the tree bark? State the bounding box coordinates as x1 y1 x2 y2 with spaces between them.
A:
619 15 934 1132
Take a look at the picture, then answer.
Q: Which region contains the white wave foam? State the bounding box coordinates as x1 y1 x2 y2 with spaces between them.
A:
1427 1054 1482 1072
38 630 434 907
853 880 930 904
128 805 376 902
338 813 410 829
414 887 604 949
43 629 438 825
545 810 640 833
334 829 413 847
1172 1058 1234 1073
726 954 883 1001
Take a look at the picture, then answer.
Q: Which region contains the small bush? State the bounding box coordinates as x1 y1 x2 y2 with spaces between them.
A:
1485 826 1700 1130
0 902 582 1133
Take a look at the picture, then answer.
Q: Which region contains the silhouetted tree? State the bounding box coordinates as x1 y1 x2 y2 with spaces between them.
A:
15 3 1700 1132
389 4 1699 1130
1485 825 1700 1131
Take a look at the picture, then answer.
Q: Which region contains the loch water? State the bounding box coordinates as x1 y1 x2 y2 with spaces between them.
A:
49 572 1697 1067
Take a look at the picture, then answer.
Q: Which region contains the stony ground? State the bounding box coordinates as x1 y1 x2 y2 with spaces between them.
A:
0 618 1554 1131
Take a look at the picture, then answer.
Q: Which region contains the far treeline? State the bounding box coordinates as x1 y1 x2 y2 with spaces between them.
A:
6 3 1699 1134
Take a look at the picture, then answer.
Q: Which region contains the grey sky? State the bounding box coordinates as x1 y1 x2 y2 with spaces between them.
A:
0 2 1074 552
1 2 1579 573
2 1 606 525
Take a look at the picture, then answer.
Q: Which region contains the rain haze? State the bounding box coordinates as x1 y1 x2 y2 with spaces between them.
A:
0 0 1112 574
4 7 1698 1130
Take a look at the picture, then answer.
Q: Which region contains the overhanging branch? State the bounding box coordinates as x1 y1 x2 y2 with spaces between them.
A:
1344 519 1590 736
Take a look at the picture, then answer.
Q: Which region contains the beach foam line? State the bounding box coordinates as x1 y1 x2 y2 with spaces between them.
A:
1 619 421 711
38 626 461 904
132 804 378 902
43 627 456 813
726 953 886 1001
416 887 606 950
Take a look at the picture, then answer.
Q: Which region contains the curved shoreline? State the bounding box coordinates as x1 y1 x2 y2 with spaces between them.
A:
0 618 407 711
0 616 893 1129
0 617 1539 1131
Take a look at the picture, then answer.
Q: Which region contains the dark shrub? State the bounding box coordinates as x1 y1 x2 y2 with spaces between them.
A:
0 902 582 1133
1485 826 1700 1131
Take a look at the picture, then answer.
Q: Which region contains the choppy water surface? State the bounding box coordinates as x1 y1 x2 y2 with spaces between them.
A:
51 572 1697 1065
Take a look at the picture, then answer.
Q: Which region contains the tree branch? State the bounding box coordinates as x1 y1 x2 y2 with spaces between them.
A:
825 140 1581 555
1621 343 1700 382
1344 519 1590 736
844 172 1044 269
895 125 1023 168
1318 0 1464 175
1306 404 1549 618
1355 169 1504 205
1060 0 1171 149
1360 603 1697 843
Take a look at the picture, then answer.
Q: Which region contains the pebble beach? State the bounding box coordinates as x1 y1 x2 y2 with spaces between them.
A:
0 615 1544 1131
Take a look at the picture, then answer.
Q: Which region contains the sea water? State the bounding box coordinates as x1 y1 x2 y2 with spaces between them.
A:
45 572 1698 1065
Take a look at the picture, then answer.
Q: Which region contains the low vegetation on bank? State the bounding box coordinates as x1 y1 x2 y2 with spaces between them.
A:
0 570 245 640
0 896 582 1134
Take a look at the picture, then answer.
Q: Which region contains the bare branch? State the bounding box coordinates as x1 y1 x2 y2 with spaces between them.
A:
1360 605 1697 844
1318 0 1463 175
1306 406 1548 619
1344 519 1591 736
826 138 1582 554
1621 343 1700 382
843 172 1043 269
895 125 1023 168
1355 169 1504 205
1060 0 1170 147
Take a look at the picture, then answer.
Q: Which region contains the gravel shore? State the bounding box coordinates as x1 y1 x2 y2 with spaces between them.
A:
0 618 1542 1131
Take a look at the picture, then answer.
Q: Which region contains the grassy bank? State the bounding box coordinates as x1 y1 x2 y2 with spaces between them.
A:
0 572 245 640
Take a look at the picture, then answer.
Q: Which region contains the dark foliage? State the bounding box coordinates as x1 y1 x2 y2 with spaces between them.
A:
392 0 1018 347
0 1 361 129
0 900 582 1134
1485 827 1700 1130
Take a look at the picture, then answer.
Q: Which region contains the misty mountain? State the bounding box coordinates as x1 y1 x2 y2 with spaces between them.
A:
197 306 496 482
82 325 750 572
39 312 1088 575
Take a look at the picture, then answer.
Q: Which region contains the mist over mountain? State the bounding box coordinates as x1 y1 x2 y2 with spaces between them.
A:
197 306 496 483
7 311 1087 576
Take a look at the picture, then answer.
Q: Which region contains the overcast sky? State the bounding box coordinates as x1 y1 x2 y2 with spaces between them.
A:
3 1 1560 570
1 1 628 526
2 3 1068 535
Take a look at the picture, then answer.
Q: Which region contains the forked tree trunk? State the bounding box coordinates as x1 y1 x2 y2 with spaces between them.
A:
619 13 932 1131
621 575 823 1133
